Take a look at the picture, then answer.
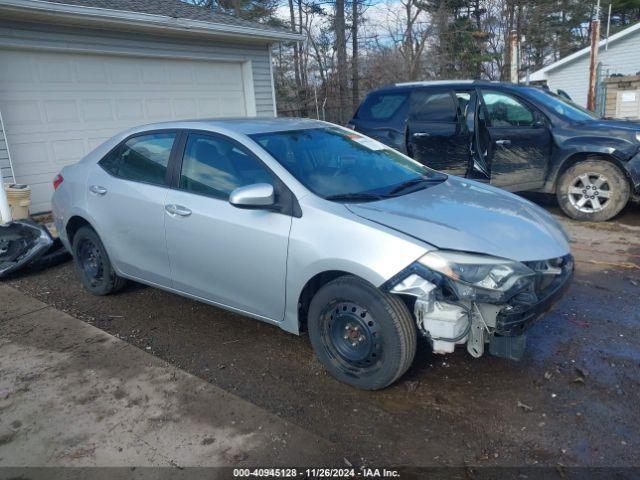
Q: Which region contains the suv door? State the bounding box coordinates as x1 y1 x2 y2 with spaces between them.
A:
477 89 552 190
407 88 471 176
163 131 292 321
88 131 177 286
349 90 410 153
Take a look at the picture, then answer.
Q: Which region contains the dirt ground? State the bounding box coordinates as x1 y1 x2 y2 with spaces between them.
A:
6 194 640 468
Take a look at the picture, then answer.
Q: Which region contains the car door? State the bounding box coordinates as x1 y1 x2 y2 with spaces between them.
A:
163 131 292 321
407 88 470 176
349 90 410 153
87 131 177 286
477 89 552 190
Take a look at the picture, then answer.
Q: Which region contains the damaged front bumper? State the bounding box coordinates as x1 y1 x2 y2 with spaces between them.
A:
383 254 574 361
0 220 54 278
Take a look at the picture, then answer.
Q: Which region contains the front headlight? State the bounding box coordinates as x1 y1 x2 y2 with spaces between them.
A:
636 131 640 143
418 250 535 302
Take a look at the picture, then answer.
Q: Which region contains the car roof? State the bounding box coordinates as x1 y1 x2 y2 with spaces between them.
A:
132 117 330 135
371 80 526 94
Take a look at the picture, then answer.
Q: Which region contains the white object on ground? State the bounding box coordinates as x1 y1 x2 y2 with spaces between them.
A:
0 181 12 224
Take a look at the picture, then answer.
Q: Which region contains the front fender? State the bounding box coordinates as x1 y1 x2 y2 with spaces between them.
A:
544 136 640 192
560 136 637 160
281 198 430 334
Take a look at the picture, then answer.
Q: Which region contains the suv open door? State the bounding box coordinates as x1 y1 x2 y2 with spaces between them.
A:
475 89 552 191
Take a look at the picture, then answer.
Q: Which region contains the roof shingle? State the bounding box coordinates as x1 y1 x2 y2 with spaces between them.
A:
43 0 292 34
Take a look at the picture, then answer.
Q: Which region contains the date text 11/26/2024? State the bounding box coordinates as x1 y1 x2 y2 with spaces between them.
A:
233 468 401 478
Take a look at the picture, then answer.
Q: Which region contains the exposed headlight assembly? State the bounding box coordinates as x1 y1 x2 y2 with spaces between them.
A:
418 250 535 302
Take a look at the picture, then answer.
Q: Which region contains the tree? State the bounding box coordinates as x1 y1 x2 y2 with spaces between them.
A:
335 0 349 123
351 0 360 111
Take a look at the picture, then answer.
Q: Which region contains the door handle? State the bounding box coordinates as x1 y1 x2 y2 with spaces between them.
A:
165 204 192 217
89 185 107 196
495 139 511 147
412 132 431 138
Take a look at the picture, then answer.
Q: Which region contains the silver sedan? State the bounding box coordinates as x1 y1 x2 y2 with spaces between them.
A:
52 118 573 390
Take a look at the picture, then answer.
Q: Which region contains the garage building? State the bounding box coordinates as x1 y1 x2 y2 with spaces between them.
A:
0 0 300 213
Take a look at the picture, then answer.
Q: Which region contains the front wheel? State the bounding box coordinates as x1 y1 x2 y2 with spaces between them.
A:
307 275 417 390
556 160 630 222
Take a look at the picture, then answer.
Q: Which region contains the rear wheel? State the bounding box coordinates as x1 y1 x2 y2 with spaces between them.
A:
307 275 417 390
72 226 126 295
556 159 630 222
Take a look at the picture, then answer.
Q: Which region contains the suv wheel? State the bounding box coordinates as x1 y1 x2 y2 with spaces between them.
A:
557 159 630 222
307 275 417 390
72 226 127 295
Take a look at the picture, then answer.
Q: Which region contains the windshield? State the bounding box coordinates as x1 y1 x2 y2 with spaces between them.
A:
525 88 599 121
249 127 446 201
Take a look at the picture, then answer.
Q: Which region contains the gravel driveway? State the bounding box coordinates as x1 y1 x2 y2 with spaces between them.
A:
6 197 640 468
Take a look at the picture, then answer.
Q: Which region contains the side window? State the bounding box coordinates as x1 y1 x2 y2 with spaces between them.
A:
180 133 274 199
410 90 457 122
481 91 535 127
99 133 176 185
357 92 409 121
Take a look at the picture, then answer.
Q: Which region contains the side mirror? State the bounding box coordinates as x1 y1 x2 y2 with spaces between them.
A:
229 183 275 209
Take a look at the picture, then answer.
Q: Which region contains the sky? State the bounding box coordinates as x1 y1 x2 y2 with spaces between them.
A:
273 0 420 46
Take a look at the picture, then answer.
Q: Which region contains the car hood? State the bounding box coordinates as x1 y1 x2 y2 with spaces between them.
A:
583 118 640 134
346 177 570 262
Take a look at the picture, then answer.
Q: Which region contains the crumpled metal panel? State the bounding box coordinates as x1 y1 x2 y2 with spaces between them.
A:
0 220 54 278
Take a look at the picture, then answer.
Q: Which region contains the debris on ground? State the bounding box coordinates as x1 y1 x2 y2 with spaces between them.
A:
0 220 69 278
517 400 534 412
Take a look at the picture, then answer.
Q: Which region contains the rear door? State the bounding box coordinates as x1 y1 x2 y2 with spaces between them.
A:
407 89 470 176
349 90 410 153
477 89 552 190
87 131 177 286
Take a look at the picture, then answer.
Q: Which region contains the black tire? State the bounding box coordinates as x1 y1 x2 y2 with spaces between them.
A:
556 159 630 222
72 226 127 295
307 275 417 390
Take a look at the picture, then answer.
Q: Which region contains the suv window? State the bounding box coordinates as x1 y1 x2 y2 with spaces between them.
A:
357 92 409 120
410 90 457 122
100 132 176 185
481 90 535 127
180 133 273 199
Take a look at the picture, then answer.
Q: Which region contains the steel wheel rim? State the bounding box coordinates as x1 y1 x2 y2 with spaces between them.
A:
321 301 383 374
77 238 103 286
568 172 611 213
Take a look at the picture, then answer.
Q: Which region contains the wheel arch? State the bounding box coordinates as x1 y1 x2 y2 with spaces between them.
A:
65 215 94 247
296 270 354 333
552 152 635 192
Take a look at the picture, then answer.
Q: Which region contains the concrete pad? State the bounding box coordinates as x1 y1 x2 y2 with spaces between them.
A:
0 284 337 467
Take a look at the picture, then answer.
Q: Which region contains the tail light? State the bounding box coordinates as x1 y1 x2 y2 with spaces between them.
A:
53 174 64 190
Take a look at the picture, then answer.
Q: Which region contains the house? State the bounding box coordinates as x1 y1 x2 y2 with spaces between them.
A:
0 0 301 213
529 22 640 109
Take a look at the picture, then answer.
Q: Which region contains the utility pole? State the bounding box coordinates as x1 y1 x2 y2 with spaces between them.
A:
587 0 601 111
605 3 612 51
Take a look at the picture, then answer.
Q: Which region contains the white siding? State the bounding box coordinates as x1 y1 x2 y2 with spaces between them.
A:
0 20 277 212
541 28 640 107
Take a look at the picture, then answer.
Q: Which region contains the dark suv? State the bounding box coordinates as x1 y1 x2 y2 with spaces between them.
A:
349 80 640 221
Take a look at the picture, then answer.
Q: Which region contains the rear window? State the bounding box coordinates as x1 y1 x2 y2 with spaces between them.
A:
356 92 408 121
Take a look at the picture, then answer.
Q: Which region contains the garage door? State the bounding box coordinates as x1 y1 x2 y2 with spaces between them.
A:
0 48 250 213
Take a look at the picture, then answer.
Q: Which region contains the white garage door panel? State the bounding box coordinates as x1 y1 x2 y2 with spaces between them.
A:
0 49 249 213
